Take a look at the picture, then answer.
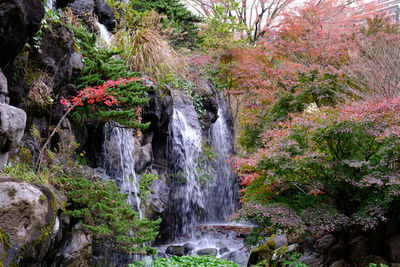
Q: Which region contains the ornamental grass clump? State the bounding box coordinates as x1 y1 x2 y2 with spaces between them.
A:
112 11 186 81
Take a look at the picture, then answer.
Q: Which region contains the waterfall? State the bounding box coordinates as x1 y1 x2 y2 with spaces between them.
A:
170 93 238 235
96 21 112 46
101 122 143 218
171 108 204 235
45 0 55 10
205 96 238 222
159 95 249 266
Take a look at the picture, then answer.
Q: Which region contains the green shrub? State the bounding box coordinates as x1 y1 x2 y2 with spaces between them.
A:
130 255 239 267
139 173 158 201
63 175 161 254
72 26 151 128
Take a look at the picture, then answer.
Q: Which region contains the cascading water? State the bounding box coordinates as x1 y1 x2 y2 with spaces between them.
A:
45 0 55 10
203 96 238 222
159 94 250 266
101 122 143 218
171 108 204 235
96 21 112 46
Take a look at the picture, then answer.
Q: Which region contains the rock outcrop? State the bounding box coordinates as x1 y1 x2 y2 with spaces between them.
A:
53 223 92 267
0 103 26 168
0 0 44 67
0 177 63 266
39 23 78 90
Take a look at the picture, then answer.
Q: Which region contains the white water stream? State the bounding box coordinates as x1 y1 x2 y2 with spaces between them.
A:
171 108 204 235
96 21 112 46
102 123 143 218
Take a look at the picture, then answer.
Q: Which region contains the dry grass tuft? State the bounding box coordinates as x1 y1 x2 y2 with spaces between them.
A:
112 11 187 80
27 76 52 107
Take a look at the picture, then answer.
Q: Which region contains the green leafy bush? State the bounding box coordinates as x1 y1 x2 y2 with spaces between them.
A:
233 97 400 233
72 26 151 128
130 255 238 267
63 176 161 254
139 173 158 201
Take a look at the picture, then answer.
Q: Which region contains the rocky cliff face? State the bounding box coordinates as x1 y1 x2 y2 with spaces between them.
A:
0 0 224 265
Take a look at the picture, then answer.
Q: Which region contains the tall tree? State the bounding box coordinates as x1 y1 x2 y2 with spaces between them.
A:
185 0 294 42
133 0 203 48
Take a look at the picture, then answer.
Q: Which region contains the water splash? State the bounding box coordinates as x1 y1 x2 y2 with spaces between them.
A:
171 109 204 235
96 21 112 46
102 122 143 218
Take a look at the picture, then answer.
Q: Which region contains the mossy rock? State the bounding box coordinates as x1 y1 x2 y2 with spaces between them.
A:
0 178 59 266
248 244 272 266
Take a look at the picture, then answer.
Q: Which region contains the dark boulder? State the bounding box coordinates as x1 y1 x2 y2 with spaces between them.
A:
0 0 44 67
316 234 337 253
141 87 172 171
165 245 191 256
39 22 76 89
222 250 249 266
94 0 115 31
0 69 9 104
67 0 95 16
149 178 170 214
195 248 218 256
0 178 62 266
2 47 29 106
52 223 92 267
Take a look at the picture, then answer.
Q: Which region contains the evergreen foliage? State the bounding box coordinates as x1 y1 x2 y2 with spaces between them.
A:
64 176 161 254
130 255 239 266
132 0 203 48
72 26 151 128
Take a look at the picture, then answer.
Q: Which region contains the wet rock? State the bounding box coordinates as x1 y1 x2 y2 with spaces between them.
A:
155 251 166 258
149 179 170 214
298 252 323 267
215 241 227 248
39 23 75 89
135 141 152 173
219 247 230 255
94 0 114 30
92 239 142 267
172 90 200 131
316 234 337 253
0 0 44 67
0 103 26 168
183 243 196 252
196 248 218 256
222 250 248 266
68 0 95 15
166 245 190 256
54 223 92 266
389 235 400 262
0 178 59 266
